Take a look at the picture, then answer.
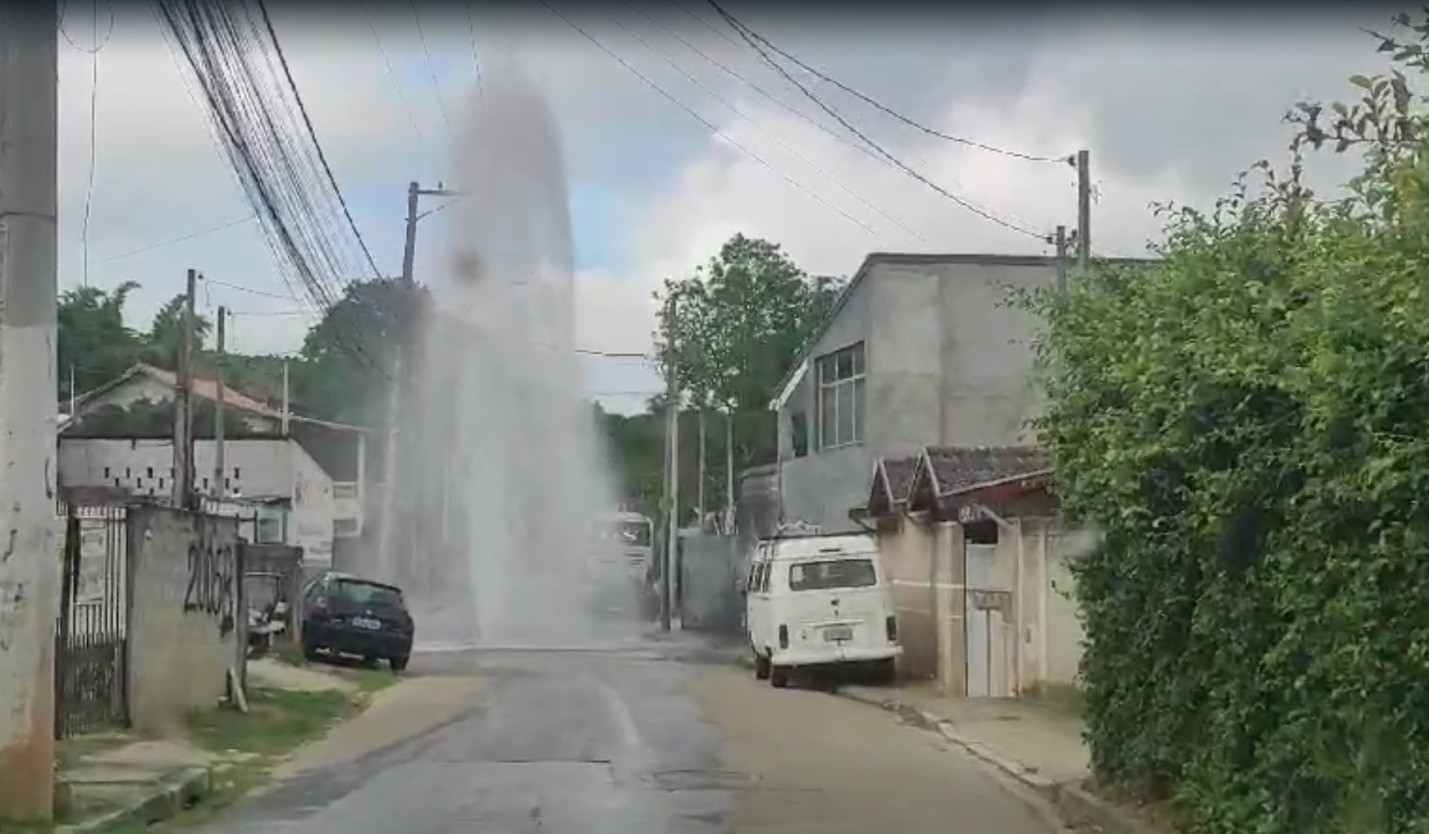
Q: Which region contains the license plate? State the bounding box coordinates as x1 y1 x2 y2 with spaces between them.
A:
352 617 382 630
824 626 854 642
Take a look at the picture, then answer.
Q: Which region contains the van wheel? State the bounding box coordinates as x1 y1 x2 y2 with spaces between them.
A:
770 665 790 689
754 653 771 680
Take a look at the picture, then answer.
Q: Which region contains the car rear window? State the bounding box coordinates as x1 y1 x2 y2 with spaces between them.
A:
788 559 877 591
334 579 404 609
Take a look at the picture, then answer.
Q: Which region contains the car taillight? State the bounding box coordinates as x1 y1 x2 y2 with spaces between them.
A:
778 624 789 649
886 615 898 643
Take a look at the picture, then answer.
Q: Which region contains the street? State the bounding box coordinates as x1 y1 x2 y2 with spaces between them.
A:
197 638 1061 834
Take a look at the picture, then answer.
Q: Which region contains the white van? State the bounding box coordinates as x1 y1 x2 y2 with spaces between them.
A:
744 532 901 687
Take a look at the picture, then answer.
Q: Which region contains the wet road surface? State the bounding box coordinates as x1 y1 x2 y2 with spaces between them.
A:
201 637 1060 834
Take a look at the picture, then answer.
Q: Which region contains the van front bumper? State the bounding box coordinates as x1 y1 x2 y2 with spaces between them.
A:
770 644 902 668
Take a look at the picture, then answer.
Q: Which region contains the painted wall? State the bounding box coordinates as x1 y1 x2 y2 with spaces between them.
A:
59 438 335 568
775 256 1057 533
126 507 242 736
876 517 938 679
79 376 274 433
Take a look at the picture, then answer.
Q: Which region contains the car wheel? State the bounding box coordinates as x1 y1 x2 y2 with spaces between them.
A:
770 665 790 689
390 655 409 673
754 653 771 680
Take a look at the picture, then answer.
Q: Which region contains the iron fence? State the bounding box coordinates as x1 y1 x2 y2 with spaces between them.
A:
54 503 129 738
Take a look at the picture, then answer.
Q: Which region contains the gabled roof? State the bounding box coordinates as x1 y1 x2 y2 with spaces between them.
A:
906 445 1052 514
865 454 920 520
65 363 366 434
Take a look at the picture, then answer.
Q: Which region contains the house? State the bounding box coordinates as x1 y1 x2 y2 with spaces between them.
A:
58 363 368 569
59 438 339 567
859 445 1098 698
767 253 1061 533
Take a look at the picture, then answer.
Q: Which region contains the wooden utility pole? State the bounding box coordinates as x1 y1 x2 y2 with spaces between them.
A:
173 269 198 509
660 295 679 632
0 5 59 821
1076 149 1091 270
214 306 226 498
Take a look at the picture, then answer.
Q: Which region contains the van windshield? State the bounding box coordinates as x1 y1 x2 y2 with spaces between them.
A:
788 559 877 591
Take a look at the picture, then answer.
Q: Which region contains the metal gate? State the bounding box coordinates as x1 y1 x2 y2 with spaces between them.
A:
55 503 129 738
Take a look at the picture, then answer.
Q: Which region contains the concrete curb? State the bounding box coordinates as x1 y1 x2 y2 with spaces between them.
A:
834 687 1158 834
59 765 212 834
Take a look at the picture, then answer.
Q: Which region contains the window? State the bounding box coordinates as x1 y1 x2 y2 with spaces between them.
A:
788 558 878 592
146 466 154 478
790 412 809 458
334 579 404 610
816 342 865 449
233 467 241 479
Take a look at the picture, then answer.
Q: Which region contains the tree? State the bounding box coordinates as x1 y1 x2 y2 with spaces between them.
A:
58 282 146 400
293 277 430 426
653 234 842 506
145 293 212 370
1027 14 1429 834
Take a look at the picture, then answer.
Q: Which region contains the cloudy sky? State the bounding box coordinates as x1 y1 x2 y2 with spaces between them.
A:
59 2 1398 413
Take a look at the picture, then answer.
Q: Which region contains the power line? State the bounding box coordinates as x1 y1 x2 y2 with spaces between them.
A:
58 0 115 54
80 0 104 287
365 0 427 145
602 10 926 243
410 0 454 130
465 0 483 92
537 1 877 236
257 0 384 281
701 2 1063 163
100 215 259 262
204 278 296 301
708 1 1044 239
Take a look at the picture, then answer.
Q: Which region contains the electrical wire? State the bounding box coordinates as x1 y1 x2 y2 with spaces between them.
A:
410 0 454 130
698 1 1063 163
603 10 926 243
465 0 483 93
708 1 1044 239
365 0 427 144
257 0 384 280
58 0 116 54
80 0 104 287
537 1 877 236
100 215 258 262
204 277 296 301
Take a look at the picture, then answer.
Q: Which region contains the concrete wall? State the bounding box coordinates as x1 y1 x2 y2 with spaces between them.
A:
126 507 242 736
60 438 334 568
876 517 938 679
775 256 1057 534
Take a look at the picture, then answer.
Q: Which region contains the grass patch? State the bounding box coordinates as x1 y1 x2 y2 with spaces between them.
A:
187 687 353 757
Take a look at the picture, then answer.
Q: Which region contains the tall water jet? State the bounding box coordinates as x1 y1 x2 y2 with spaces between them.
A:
405 56 631 648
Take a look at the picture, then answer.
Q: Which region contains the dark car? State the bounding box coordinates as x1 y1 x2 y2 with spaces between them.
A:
300 572 415 672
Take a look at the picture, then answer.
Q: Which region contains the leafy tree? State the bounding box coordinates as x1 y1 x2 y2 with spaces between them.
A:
145 293 212 370
1027 14 1429 834
58 282 146 400
293 277 430 426
653 234 842 500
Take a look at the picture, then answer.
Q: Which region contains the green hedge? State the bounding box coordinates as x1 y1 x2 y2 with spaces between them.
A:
1028 16 1429 834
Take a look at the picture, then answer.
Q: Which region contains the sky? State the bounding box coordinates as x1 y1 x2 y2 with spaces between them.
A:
58 2 1400 414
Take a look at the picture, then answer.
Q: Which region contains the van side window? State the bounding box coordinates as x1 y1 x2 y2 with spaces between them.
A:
758 562 771 593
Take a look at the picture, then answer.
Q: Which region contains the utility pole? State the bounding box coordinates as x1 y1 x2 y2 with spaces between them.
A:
660 295 678 632
280 359 290 436
376 348 403 584
214 306 226 498
1076 149 1091 270
172 269 198 509
725 407 735 534
1053 225 1068 295
697 406 706 528
0 6 59 822
401 180 462 286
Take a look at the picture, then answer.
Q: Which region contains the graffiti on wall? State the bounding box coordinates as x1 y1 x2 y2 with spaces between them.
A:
183 523 236 638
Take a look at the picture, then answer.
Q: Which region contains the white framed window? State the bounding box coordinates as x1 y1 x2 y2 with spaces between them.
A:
816 342 865 450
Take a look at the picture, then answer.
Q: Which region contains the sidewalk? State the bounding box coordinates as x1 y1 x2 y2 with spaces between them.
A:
56 735 215 833
837 682 1159 834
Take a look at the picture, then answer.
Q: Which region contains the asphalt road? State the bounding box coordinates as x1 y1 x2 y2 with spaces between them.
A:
201 634 1061 834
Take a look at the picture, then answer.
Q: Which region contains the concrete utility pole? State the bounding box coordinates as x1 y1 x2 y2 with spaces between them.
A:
660 295 679 632
1052 225 1068 295
0 6 59 822
280 358 290 436
725 407 735 533
214 306 227 497
401 180 462 286
697 407 706 527
1075 149 1091 270
172 269 198 509
376 348 403 584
